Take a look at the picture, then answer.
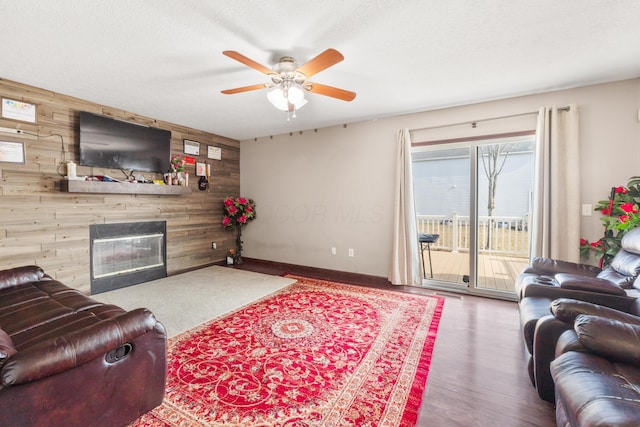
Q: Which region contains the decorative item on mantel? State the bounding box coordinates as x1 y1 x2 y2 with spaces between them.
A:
222 196 256 264
167 154 186 186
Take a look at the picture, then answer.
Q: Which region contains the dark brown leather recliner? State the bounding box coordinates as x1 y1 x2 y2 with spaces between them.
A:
0 265 167 427
549 300 640 426
516 227 640 401
516 226 640 302
533 297 640 402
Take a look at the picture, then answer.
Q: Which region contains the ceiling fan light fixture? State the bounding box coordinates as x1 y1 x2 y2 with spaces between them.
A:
267 86 307 112
293 97 308 109
287 85 305 105
222 49 355 120
269 73 283 85
267 88 289 111
293 72 306 85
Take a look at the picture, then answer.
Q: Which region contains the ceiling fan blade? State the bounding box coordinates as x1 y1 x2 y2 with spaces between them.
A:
223 51 273 75
307 82 356 102
296 49 344 78
221 83 269 94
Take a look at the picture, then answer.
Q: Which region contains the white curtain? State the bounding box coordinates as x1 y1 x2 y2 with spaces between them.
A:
388 129 422 286
530 105 580 262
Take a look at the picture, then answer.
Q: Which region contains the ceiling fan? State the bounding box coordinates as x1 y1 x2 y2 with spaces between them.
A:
221 49 356 118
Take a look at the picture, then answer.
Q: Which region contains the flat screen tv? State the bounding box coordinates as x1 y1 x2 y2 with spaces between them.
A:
79 111 171 174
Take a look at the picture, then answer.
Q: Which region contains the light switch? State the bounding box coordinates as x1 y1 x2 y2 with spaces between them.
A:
582 204 593 216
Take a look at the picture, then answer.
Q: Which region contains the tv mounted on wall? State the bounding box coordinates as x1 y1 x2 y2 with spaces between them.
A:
79 111 171 174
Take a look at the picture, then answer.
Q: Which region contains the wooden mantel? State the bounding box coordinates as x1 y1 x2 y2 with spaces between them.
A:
62 179 191 195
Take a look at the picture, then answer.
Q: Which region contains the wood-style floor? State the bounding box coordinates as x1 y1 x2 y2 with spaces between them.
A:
424 250 530 292
235 260 556 427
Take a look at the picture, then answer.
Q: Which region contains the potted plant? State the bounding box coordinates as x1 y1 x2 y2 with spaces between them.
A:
222 196 256 264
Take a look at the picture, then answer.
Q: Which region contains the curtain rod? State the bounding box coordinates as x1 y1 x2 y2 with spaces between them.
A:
409 105 570 133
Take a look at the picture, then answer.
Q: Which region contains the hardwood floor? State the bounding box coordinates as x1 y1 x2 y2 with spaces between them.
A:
424 250 530 292
418 292 555 426
234 260 556 427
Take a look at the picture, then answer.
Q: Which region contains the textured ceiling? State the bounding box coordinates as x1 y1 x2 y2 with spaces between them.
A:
1 1 640 141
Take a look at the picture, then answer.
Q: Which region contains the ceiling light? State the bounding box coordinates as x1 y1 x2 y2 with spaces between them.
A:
287 86 305 105
266 88 289 111
266 86 307 114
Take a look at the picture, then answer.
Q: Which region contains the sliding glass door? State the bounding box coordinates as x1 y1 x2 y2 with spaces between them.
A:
412 134 535 299
413 146 470 292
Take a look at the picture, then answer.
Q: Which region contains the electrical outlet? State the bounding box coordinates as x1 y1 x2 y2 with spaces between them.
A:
348 248 354 257
331 247 337 255
581 204 593 216
211 242 217 250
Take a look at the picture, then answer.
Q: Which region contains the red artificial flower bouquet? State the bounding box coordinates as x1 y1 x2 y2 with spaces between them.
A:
222 197 256 228
170 154 186 173
222 197 256 264
580 178 640 266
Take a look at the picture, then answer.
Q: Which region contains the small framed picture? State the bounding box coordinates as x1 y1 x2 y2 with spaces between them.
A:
2 98 37 123
196 162 207 176
183 139 200 156
0 140 26 164
207 145 222 160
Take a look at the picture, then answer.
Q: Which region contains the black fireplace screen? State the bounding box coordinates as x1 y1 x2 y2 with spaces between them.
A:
89 221 167 294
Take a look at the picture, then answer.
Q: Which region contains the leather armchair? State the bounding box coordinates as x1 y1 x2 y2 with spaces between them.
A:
550 310 640 426
532 298 640 402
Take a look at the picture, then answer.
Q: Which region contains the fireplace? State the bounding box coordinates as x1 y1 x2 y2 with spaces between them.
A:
89 221 167 294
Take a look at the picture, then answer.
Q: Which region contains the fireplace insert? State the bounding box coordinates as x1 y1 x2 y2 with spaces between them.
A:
90 221 167 294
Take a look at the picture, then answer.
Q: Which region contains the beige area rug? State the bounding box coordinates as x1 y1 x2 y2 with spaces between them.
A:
93 265 296 337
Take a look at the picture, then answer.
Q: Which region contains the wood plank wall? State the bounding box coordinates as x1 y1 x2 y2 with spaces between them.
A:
0 78 240 294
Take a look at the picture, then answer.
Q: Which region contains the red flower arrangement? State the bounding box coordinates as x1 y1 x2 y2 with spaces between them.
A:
580 178 640 266
222 197 256 228
170 154 186 172
222 197 256 264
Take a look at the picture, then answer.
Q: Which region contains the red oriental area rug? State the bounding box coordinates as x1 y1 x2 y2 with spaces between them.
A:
131 275 444 427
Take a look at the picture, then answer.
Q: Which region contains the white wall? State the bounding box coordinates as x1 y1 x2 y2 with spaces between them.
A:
240 79 640 276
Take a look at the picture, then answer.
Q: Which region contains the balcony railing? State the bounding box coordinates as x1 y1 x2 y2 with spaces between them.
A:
416 214 530 257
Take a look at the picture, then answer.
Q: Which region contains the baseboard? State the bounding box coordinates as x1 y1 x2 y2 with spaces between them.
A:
241 258 393 288
169 260 225 277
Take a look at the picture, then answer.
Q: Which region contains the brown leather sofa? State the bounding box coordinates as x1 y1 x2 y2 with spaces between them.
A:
516 226 640 302
515 228 640 401
549 299 640 426
0 265 166 427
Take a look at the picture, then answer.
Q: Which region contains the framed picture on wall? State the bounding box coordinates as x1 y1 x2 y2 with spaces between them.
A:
196 162 207 176
183 139 200 156
207 145 222 160
1 98 37 123
0 140 25 163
